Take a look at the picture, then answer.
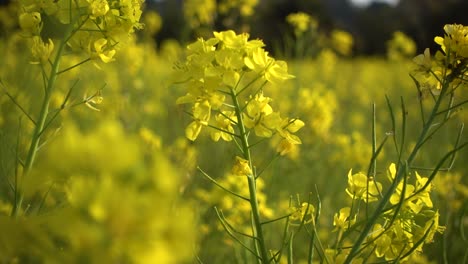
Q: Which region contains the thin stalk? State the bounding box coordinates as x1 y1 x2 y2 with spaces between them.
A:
12 26 72 217
230 88 270 263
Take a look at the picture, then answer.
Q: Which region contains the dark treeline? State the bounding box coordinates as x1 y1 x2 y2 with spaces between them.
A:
150 0 468 56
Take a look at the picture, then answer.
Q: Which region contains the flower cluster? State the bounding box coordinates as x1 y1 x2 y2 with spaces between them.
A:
338 163 444 261
177 30 303 154
386 31 417 61
413 24 467 93
330 30 354 56
286 12 317 36
18 0 144 64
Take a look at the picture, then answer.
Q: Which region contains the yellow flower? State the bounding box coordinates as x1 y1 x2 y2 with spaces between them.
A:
422 210 445 243
92 38 116 63
387 31 417 60
413 48 432 72
83 89 104 111
30 37 54 64
244 47 273 72
435 24 468 59
286 12 316 35
331 30 354 56
185 100 211 141
87 0 109 19
211 111 237 142
214 30 249 50
333 207 355 231
243 93 282 137
346 169 382 202
290 202 314 222
231 156 252 176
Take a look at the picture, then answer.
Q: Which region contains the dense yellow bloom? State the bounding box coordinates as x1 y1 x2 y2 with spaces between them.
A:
177 30 299 148
434 24 468 59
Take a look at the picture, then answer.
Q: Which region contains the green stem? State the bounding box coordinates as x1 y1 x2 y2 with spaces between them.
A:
344 74 451 263
12 32 70 217
230 88 270 263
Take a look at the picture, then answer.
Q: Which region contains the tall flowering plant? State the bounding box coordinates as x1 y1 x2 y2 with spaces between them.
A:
176 30 304 262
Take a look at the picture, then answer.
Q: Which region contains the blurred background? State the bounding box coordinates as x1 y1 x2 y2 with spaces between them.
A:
146 0 468 56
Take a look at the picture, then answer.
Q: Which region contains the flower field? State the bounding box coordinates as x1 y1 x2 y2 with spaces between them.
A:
0 1 467 263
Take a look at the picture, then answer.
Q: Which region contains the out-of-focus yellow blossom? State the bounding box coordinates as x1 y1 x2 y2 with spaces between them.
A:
143 10 162 36
139 127 162 150
30 36 54 64
331 30 354 56
297 85 337 138
184 0 216 28
218 0 259 17
286 12 316 36
433 172 468 211
18 12 41 35
231 156 252 176
346 169 382 202
387 31 417 60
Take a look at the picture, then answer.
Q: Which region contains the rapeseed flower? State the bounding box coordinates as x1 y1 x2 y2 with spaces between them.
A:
346 170 382 202
231 156 252 176
30 36 54 64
